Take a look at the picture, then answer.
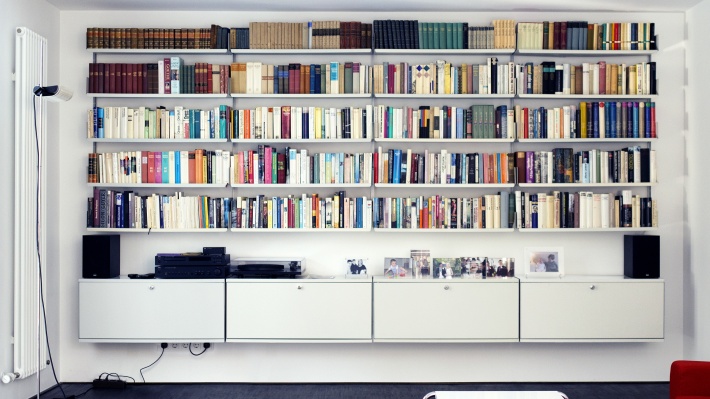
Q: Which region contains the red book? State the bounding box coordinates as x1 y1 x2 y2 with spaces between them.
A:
140 64 147 94
560 22 567 50
141 151 148 183
277 153 286 184
131 63 138 94
154 151 162 183
147 152 155 183
188 151 196 183
598 61 606 94
206 63 213 95
281 106 291 139
373 151 379 183
553 22 561 49
108 63 117 93
120 63 128 93
163 58 171 94
88 63 96 93
126 64 134 94
515 151 526 184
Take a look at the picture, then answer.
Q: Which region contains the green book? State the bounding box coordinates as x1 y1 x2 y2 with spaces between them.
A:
446 23 453 49
427 23 434 50
439 23 446 49
433 23 440 50
419 22 426 49
455 23 462 49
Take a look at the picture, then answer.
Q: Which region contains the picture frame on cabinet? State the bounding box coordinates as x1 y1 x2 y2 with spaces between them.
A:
433 258 461 279
524 247 564 278
345 258 369 278
460 257 487 279
410 249 431 279
383 257 411 278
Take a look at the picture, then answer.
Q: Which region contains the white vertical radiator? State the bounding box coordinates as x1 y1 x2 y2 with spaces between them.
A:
12 26 48 380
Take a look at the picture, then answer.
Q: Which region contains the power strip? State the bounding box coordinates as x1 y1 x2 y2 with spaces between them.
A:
92 378 126 389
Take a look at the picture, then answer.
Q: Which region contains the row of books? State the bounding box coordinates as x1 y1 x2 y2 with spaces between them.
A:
518 61 657 96
514 147 656 184
373 194 509 229
374 105 513 140
88 106 232 140
232 148 373 185
87 190 231 229
516 22 657 51
87 61 230 94
373 59 515 95
374 150 514 185
372 20 516 50
514 101 657 140
88 150 231 185
230 106 372 140
229 61 371 94
514 190 656 229
85 26 227 49
247 21 372 49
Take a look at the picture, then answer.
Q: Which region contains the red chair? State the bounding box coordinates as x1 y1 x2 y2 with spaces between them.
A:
671 360 710 399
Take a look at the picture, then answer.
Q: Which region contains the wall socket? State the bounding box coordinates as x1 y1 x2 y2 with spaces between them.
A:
191 343 202 350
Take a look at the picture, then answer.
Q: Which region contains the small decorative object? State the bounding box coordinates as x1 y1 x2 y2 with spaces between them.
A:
345 258 368 278
410 249 431 279
383 257 411 278
524 247 563 278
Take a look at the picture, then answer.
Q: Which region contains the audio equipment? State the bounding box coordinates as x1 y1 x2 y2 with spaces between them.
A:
624 235 660 279
82 234 120 278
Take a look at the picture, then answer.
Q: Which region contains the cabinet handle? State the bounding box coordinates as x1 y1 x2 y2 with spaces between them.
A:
297 285 303 290
149 285 155 290
589 285 596 290
444 285 450 290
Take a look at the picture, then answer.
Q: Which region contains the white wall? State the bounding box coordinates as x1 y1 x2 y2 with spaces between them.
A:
58 11 685 383
686 0 710 361
0 1 61 398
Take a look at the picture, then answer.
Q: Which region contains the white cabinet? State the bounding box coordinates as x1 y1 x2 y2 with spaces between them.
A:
373 278 519 342
79 278 225 342
519 276 664 342
226 279 372 342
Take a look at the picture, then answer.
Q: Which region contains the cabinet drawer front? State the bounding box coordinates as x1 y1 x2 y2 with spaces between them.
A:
226 282 372 340
520 282 664 340
374 282 519 340
79 281 225 340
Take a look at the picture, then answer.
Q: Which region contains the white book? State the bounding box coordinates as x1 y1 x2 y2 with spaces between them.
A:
582 63 590 95
246 62 254 94
168 151 175 184
253 62 262 94
221 150 230 185
600 193 610 228
515 191 522 228
273 106 281 139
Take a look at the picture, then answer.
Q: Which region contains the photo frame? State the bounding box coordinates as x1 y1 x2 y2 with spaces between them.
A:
344 258 369 278
383 257 411 278
523 247 564 278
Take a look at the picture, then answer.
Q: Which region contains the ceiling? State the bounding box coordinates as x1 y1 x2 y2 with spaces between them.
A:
44 0 703 12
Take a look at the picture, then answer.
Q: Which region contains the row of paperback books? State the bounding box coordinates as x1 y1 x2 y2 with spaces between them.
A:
373 59 514 95
516 22 656 51
87 190 231 229
515 147 656 184
85 26 229 49
87 61 230 94
373 194 510 229
374 105 513 140
514 190 656 229
372 20 516 49
518 61 657 96
229 61 371 94
232 148 372 185
248 21 372 49
87 150 231 185
374 150 514 185
88 106 231 140
515 101 657 140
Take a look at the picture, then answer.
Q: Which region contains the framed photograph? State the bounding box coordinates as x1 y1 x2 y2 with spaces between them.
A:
344 258 369 278
524 247 563 278
460 257 486 279
383 257 411 278
433 257 461 279
410 249 431 279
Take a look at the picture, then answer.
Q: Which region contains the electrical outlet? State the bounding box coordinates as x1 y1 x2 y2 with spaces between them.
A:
182 343 189 349
171 343 179 349
191 343 201 350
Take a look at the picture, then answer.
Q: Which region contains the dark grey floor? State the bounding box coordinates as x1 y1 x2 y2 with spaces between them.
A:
40 382 669 399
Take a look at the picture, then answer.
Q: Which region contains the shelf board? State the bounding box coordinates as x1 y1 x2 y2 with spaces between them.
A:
374 228 514 233
90 183 228 188
516 138 656 143
88 93 229 98
232 49 372 54
231 93 370 98
88 48 229 54
517 182 654 188
375 138 514 143
516 49 657 56
374 183 514 188
229 228 371 233
87 228 228 233
374 49 515 55
88 138 229 143
231 138 371 144
517 227 657 233
374 94 514 98
231 183 370 188
517 94 657 99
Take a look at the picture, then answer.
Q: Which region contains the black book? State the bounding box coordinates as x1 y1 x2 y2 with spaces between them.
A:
490 57 498 94
639 148 651 182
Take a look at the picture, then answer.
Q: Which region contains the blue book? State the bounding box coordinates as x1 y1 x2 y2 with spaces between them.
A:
456 107 464 138
645 102 652 138
174 151 181 184
209 110 215 139
96 107 104 138
356 197 362 228
393 150 401 184
219 105 227 138
496 153 502 184
530 194 538 228
609 102 617 138
193 109 201 139
273 65 279 94
592 102 599 138
633 102 639 138
355 155 361 183
310 64 316 94
498 105 507 139
387 107 393 138
450 153 456 183
338 153 344 184
500 191 509 228
161 152 169 183
604 102 610 138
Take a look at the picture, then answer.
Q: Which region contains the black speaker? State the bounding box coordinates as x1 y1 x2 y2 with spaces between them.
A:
624 235 660 279
83 235 120 278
